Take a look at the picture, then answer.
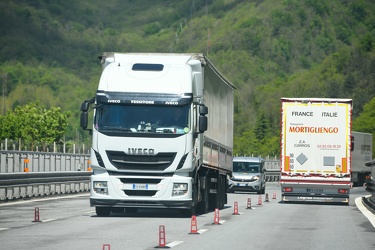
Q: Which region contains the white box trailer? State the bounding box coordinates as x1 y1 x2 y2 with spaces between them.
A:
351 131 372 186
80 53 235 216
280 98 352 203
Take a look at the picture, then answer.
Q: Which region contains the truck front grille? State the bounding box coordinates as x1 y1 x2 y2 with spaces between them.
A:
120 178 162 197
231 178 256 183
106 151 176 171
124 190 157 196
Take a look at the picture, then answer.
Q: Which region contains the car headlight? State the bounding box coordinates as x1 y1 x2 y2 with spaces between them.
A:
252 175 260 181
172 183 188 197
93 181 108 195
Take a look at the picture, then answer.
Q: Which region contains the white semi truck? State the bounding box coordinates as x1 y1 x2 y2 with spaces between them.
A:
351 131 372 187
80 53 235 216
280 98 353 203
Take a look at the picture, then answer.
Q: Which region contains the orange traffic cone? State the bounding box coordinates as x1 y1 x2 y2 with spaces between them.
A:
158 225 167 248
214 208 220 224
246 198 253 209
32 207 41 222
257 195 263 205
189 215 199 234
265 193 270 202
233 201 240 215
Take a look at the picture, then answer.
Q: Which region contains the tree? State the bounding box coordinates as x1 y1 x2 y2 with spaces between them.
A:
352 97 375 158
0 103 69 150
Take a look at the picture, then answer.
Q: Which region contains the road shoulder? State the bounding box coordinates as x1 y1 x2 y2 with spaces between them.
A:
355 196 375 228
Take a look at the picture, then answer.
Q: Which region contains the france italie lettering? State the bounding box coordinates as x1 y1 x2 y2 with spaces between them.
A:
291 111 338 117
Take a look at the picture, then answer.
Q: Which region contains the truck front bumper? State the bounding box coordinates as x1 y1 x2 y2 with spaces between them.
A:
228 178 263 193
90 198 192 210
281 194 349 203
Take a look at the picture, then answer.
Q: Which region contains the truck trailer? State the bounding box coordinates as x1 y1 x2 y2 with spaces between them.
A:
351 131 372 187
80 53 235 216
280 98 353 203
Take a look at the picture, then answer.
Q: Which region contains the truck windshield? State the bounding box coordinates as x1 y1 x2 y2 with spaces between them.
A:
94 104 190 134
233 162 260 173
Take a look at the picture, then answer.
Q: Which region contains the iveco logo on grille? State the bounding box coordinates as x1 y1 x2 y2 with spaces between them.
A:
127 148 155 155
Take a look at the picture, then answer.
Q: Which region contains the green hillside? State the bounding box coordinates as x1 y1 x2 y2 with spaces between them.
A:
0 0 374 156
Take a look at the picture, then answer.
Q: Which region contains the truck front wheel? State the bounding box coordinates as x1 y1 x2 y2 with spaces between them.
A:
95 206 111 217
257 184 265 195
180 206 196 217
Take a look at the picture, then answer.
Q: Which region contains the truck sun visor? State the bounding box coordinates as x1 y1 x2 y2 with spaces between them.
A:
132 63 164 71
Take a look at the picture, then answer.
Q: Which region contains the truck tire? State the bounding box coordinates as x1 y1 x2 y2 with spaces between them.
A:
96 207 111 217
207 174 220 210
257 185 265 195
218 174 225 209
196 176 209 214
209 194 219 210
180 206 196 217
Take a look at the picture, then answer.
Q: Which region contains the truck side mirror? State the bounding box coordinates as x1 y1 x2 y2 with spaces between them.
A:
81 101 89 112
80 112 88 129
199 115 207 132
199 105 208 115
198 104 208 133
351 135 354 151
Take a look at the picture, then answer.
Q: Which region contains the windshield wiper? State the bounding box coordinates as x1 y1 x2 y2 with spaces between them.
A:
99 127 135 132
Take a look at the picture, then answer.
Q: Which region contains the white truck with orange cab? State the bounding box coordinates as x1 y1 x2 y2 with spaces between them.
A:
80 53 234 216
280 98 353 203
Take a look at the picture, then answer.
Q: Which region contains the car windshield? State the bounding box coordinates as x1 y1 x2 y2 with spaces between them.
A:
94 104 190 134
233 162 260 173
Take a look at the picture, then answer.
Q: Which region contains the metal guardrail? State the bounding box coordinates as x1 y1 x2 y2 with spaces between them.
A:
0 171 92 201
0 152 281 201
265 170 280 182
0 150 90 173
0 170 280 202
364 161 375 213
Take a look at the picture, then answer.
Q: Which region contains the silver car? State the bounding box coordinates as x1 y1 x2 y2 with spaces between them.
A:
228 157 266 194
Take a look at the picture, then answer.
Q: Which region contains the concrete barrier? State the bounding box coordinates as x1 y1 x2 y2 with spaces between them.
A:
265 170 280 182
0 171 91 201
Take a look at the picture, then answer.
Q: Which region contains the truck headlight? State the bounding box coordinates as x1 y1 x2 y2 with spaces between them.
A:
172 183 188 197
93 181 108 195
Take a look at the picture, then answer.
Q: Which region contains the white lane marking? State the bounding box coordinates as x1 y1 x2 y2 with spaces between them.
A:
0 228 9 231
166 241 184 248
355 196 375 228
42 219 57 223
197 229 208 234
212 220 226 225
84 211 96 214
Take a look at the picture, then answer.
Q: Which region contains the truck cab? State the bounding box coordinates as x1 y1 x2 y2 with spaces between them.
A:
80 53 234 216
228 156 266 194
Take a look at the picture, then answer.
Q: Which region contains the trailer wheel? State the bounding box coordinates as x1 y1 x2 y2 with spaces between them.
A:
196 176 209 214
208 175 220 210
95 206 111 217
218 174 226 209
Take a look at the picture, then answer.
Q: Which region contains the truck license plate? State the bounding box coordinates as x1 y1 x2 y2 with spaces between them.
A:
132 184 148 190
306 188 323 193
